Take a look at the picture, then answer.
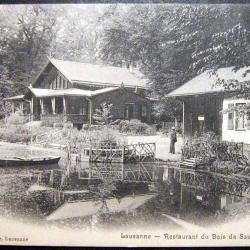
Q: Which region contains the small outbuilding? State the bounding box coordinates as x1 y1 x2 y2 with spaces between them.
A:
167 67 250 143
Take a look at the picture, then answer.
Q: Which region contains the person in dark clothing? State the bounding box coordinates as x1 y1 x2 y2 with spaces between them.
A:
169 127 177 154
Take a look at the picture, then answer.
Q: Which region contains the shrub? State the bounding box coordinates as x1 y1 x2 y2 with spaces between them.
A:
0 119 5 128
118 119 156 135
63 122 73 129
5 111 27 126
41 120 54 127
0 125 32 143
53 122 64 128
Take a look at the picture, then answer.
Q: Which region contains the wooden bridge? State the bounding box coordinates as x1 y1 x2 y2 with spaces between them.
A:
166 166 250 198
68 142 156 163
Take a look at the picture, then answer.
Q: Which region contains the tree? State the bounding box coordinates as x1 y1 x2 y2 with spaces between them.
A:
98 4 249 120
93 102 115 125
0 5 61 117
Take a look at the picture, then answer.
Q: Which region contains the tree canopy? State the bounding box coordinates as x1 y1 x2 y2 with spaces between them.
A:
0 4 249 119
98 4 249 119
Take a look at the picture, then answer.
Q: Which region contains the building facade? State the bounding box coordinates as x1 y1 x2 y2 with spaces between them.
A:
4 58 152 127
167 67 250 143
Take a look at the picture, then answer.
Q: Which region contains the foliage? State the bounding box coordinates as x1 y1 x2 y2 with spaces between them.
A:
5 110 27 126
0 125 32 143
93 102 114 125
1 4 249 119
61 126 127 150
152 97 182 122
182 132 249 166
118 119 156 135
98 5 249 117
0 5 109 115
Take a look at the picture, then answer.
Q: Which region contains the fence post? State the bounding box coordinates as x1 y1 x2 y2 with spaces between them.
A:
153 143 156 161
122 146 125 163
89 145 92 162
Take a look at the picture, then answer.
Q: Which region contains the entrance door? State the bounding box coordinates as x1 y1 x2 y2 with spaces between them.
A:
197 115 205 136
124 103 134 120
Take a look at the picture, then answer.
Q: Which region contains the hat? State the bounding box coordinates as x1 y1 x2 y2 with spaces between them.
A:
171 127 176 130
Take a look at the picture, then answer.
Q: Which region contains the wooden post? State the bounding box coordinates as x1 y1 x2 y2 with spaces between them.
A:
52 97 56 114
89 145 92 162
153 143 156 161
182 101 185 140
63 96 67 114
30 98 34 115
49 170 54 186
11 102 15 113
88 98 93 125
20 102 24 114
122 146 125 163
180 183 183 210
39 98 44 115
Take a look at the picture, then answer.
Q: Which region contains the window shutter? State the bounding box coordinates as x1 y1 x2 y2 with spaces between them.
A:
247 113 250 130
227 104 234 130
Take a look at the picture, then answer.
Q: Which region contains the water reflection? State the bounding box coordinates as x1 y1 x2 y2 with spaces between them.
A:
0 162 249 230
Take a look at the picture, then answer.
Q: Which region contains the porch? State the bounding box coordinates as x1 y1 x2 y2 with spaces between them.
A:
30 95 91 125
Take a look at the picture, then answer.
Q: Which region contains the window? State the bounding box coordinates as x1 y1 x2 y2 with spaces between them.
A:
227 104 234 130
124 103 134 120
235 103 246 130
141 105 147 118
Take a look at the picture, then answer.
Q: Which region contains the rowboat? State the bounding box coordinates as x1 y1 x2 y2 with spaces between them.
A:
0 156 61 167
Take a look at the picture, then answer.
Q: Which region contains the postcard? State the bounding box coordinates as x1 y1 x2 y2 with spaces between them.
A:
0 1 249 247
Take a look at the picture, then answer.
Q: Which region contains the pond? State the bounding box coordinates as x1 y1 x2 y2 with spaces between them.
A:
0 160 249 231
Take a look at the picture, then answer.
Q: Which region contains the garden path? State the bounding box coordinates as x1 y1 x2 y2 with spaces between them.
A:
126 134 182 162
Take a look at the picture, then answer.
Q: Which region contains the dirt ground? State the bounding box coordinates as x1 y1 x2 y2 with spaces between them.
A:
0 133 182 162
0 141 65 159
127 134 182 162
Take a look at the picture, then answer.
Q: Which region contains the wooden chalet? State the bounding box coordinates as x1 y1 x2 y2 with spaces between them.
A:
167 67 250 143
4 58 152 127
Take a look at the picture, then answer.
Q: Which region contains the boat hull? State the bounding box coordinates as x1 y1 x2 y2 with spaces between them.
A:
0 157 61 167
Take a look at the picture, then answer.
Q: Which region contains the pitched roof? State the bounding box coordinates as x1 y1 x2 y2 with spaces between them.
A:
27 87 119 98
49 58 147 89
167 67 250 97
3 95 25 101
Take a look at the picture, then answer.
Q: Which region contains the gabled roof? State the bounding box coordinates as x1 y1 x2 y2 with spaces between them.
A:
167 67 250 97
42 58 148 89
26 87 119 98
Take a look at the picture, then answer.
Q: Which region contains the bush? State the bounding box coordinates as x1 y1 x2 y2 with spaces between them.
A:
41 120 54 127
118 119 156 135
0 125 32 143
0 119 5 128
5 111 27 126
63 122 73 129
53 122 64 128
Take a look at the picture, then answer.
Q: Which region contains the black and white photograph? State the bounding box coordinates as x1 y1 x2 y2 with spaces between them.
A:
0 2 249 247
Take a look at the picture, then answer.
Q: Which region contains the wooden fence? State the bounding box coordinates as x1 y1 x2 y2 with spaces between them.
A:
74 142 156 163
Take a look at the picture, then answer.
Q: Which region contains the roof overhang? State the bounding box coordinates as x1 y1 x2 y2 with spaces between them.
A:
25 87 121 99
3 95 25 101
167 89 239 99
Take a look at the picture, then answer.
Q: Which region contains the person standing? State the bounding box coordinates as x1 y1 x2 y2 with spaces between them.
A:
169 127 177 154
